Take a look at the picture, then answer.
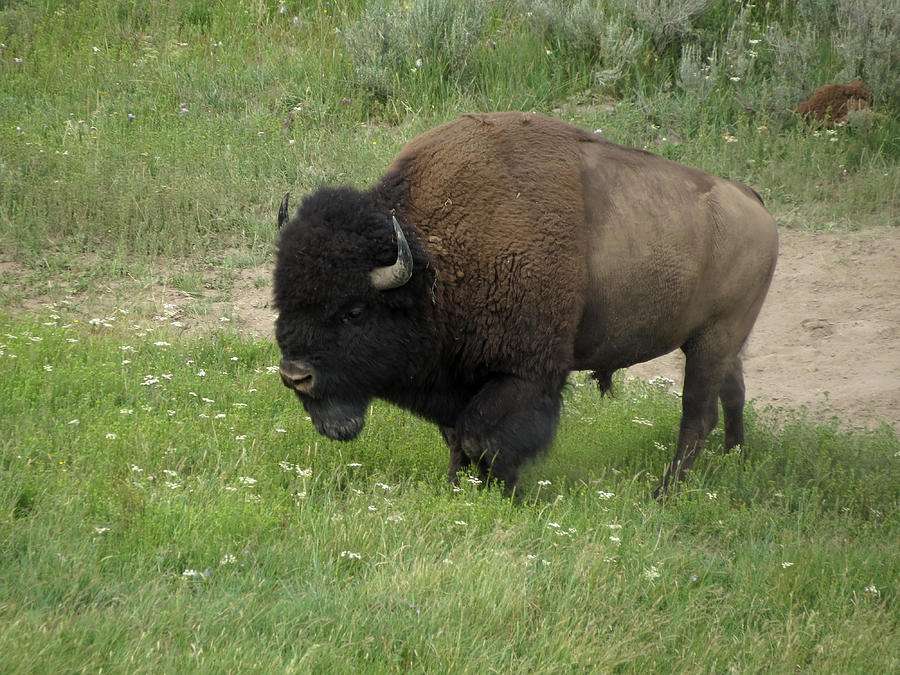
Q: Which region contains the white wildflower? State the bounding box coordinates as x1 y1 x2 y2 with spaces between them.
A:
781 561 794 569
648 375 675 388
340 551 361 560
597 490 615 499
238 476 257 485
643 565 661 580
105 433 117 440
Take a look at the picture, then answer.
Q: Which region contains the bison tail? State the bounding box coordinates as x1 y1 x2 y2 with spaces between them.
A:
590 370 615 396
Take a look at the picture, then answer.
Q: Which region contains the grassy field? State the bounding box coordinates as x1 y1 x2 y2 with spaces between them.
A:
1 1 898 671
1 310 897 672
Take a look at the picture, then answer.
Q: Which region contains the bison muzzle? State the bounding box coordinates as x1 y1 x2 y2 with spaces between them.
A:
273 112 778 498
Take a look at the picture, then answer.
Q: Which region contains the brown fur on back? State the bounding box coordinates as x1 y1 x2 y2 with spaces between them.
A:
796 80 870 127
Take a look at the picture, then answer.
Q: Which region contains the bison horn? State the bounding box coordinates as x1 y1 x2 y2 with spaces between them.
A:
277 192 290 229
370 216 413 290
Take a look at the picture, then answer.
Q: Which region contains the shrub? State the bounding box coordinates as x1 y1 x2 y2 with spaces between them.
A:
516 0 645 91
834 0 900 107
343 0 490 103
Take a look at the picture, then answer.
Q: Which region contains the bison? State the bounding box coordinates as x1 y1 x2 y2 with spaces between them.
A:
274 112 777 497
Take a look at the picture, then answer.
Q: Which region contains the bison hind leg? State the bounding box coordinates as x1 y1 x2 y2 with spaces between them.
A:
655 347 730 499
719 356 746 454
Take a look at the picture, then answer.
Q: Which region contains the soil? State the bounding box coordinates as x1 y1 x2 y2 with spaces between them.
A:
2 227 898 433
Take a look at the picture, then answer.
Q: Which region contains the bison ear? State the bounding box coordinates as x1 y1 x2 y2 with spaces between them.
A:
277 192 291 229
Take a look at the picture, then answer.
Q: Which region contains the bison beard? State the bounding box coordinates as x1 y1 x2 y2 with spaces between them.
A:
272 112 778 498
301 395 367 442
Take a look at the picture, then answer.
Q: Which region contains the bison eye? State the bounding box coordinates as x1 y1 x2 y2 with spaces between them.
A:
342 306 365 324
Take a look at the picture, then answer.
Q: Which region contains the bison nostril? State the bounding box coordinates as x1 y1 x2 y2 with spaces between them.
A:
279 359 316 393
289 372 312 388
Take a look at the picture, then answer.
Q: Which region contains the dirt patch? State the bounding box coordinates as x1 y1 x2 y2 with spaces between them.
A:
3 227 898 433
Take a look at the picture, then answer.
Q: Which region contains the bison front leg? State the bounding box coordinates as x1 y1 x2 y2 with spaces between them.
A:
455 376 563 494
440 425 472 485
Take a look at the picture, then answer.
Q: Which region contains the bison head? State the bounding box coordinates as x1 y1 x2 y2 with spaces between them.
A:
273 187 432 441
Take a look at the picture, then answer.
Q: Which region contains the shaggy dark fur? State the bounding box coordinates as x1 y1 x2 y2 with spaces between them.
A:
273 112 778 496
796 80 870 127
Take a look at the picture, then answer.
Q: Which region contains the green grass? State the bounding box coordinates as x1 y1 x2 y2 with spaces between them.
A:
1 308 898 673
1 1 898 670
